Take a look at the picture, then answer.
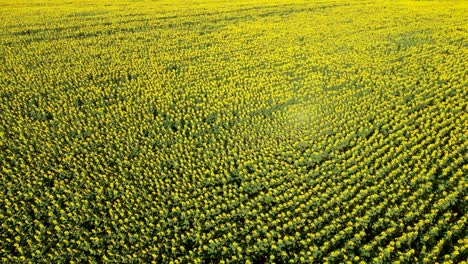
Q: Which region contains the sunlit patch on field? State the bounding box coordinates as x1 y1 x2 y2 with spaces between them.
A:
283 101 320 134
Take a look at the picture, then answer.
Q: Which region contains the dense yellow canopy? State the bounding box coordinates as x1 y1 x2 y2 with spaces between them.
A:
0 0 467 263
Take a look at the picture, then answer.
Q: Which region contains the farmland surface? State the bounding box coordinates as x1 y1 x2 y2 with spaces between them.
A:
0 0 467 263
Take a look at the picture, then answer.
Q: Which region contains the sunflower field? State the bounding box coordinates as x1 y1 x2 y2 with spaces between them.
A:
0 0 467 263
